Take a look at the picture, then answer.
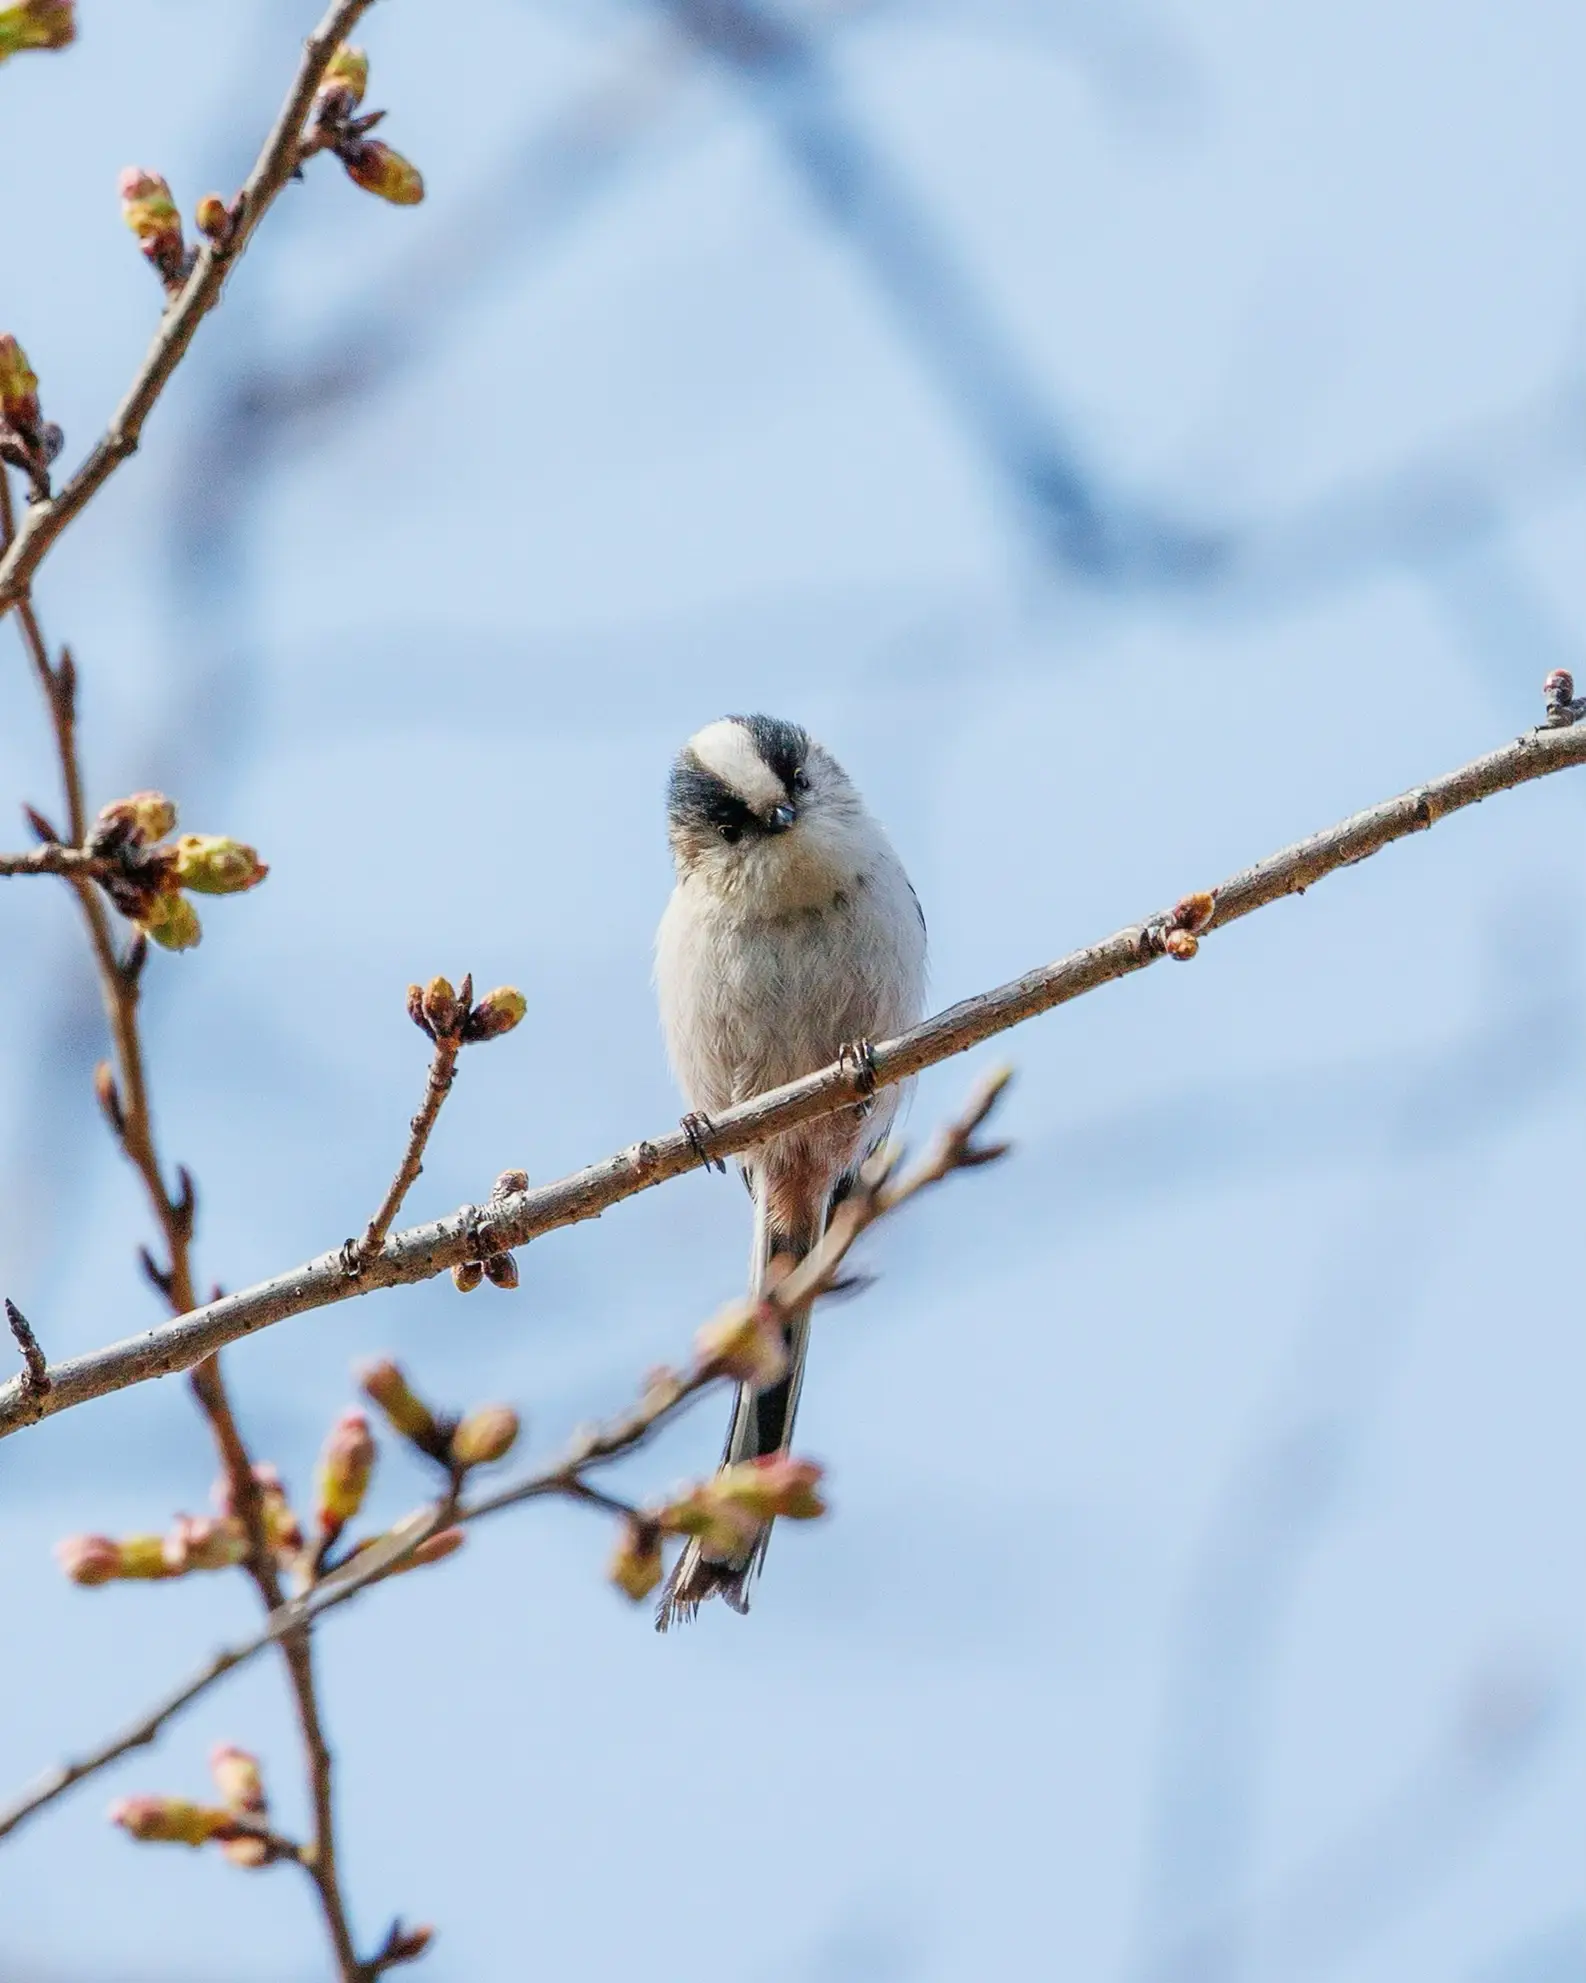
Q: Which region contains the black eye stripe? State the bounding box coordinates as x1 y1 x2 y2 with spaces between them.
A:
667 759 761 839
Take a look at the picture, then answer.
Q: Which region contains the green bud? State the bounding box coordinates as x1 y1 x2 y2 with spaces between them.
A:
194 193 230 241
110 1795 229 1848
464 986 527 1042
358 1358 443 1451
0 332 41 427
320 42 368 104
315 1409 376 1533
170 833 267 895
0 1 76 59
141 891 202 952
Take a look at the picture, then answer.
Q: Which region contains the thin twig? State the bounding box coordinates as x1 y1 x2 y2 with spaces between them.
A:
3 712 1582 1440
0 845 108 878
351 994 469 1268
0 1076 1010 1839
0 0 381 618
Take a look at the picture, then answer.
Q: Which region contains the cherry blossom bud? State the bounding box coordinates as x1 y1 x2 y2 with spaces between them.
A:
112 1795 232 1847
171 834 267 895
0 2 75 58
119 167 186 283
258 1470 304 1555
220 1831 272 1869
449 1405 519 1469
92 1060 125 1137
694 1299 788 1390
194 193 229 240
380 1922 436 1966
420 975 461 1036
0 333 41 428
608 1519 664 1602
654 1485 758 1558
55 1533 121 1586
464 986 527 1042
318 42 368 105
710 1455 827 1523
452 1258 483 1293
140 891 202 952
1163 928 1198 960
340 139 424 206
95 790 176 845
209 1744 265 1814
315 1410 375 1535
358 1359 443 1453
1172 891 1216 935
116 1533 179 1580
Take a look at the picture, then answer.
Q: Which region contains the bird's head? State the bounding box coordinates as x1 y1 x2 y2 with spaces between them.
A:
666 714 862 901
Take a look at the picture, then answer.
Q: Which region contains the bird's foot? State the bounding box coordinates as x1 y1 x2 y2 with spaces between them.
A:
681 1111 727 1173
838 1038 879 1096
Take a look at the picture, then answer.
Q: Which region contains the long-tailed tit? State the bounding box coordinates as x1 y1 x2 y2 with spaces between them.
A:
653 715 927 1627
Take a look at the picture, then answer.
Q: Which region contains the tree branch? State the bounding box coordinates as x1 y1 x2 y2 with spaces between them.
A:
0 844 108 878
0 0 381 618
1 712 1582 1442
0 1071 1008 1842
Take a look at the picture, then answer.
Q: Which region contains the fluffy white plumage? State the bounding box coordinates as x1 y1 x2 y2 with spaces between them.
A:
653 714 926 1625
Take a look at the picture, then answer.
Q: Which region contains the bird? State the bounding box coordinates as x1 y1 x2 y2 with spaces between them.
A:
653 714 927 1627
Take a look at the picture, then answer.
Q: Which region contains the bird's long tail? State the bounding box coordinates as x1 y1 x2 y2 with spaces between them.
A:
655 1175 829 1630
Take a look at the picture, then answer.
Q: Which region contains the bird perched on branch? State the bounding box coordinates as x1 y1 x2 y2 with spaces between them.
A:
653 715 927 1627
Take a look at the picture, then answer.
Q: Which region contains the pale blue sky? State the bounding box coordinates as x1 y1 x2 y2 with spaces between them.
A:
0 2 1582 1978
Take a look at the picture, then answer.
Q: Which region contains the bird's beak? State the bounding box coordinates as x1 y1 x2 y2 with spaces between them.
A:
765 803 796 833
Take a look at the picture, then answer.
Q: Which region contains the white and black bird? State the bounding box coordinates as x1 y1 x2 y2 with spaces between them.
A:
654 714 927 1627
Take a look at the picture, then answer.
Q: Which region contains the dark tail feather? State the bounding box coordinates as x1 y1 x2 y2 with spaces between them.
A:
655 1184 827 1631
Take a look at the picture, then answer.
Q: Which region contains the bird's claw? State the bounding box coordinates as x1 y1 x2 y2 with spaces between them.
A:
681 1111 727 1173
839 1039 879 1096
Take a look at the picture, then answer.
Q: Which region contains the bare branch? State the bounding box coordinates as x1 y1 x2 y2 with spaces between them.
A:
1 712 1579 1441
0 843 109 878
0 0 381 618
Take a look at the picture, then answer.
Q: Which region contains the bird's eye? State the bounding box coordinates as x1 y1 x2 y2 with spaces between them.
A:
792 767 810 792
718 824 741 844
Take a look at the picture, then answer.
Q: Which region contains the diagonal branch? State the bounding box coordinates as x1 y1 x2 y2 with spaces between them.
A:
0 0 381 618
1 710 1583 1442
0 1072 1008 1842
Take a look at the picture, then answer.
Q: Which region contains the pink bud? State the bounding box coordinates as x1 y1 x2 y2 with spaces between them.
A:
209 1744 266 1814
55 1533 121 1586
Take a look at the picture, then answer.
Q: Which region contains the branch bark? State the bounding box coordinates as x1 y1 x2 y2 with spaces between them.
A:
1 714 1582 1442
0 0 380 617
